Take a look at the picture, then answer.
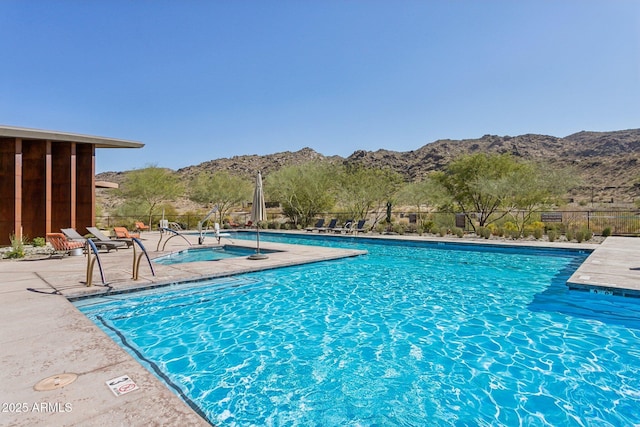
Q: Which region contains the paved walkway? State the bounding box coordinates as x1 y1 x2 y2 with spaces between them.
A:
567 236 640 296
0 232 638 426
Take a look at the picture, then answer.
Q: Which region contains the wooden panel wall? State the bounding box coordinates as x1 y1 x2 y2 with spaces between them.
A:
76 144 95 233
0 138 17 245
51 142 72 234
0 139 98 245
21 140 47 240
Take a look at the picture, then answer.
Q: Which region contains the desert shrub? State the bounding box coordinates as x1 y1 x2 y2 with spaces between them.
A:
575 230 585 243
476 226 490 239
547 229 557 242
439 227 448 237
602 227 612 237
32 237 46 247
5 233 25 259
507 229 520 239
406 223 419 234
453 227 464 238
487 223 503 236
503 221 519 238
421 220 435 234
392 223 406 235
566 229 575 241
583 228 593 241
532 228 543 239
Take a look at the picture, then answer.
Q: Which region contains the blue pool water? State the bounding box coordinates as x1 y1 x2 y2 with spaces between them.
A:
153 245 272 265
76 234 640 426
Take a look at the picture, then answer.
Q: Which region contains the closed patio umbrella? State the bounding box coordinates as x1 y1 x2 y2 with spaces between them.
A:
248 171 268 260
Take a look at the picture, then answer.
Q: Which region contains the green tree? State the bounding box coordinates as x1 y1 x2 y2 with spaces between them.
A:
265 162 337 227
189 171 252 224
432 153 522 231
397 176 444 229
503 161 578 235
336 165 403 227
118 165 183 226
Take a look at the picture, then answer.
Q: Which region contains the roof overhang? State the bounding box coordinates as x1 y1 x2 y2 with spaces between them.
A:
95 181 119 189
0 125 144 148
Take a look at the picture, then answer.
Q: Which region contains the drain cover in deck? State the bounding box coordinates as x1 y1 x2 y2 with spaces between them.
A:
34 373 78 391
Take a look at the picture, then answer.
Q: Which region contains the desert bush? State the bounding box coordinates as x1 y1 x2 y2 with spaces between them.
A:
392 223 406 235
374 223 387 233
439 227 448 237
5 233 25 259
602 227 612 237
547 229 557 242
566 229 575 241
421 220 435 234
476 226 491 239
454 227 464 238
32 237 46 247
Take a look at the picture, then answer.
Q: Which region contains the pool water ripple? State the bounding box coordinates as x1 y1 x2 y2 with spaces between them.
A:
77 236 640 426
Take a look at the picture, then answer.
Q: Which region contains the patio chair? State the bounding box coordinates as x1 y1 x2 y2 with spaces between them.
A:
135 221 150 232
353 220 368 234
61 228 88 243
46 233 85 257
227 219 241 228
305 219 325 232
113 226 141 239
332 219 354 234
317 218 337 233
85 227 131 250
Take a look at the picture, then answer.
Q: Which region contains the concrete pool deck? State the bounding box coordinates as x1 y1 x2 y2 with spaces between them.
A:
0 232 638 426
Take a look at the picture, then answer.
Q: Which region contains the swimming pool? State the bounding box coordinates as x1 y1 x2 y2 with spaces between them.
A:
76 235 640 426
153 245 275 265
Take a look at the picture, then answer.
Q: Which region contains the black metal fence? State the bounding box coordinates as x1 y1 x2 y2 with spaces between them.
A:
96 210 640 236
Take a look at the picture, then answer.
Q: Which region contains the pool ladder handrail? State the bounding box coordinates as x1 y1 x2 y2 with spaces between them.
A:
85 239 107 287
156 227 193 251
197 205 219 245
132 237 156 280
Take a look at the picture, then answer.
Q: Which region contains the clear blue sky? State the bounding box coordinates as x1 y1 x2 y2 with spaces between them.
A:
1 1 638 173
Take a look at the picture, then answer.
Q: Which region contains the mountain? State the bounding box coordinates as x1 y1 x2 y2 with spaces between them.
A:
97 129 640 206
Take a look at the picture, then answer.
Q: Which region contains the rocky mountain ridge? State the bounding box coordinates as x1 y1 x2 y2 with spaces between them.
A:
97 129 640 205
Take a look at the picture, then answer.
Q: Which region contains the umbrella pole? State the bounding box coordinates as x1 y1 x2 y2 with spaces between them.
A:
256 224 260 254
248 222 268 260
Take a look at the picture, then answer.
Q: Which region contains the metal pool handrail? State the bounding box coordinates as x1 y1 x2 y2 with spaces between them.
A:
156 227 193 251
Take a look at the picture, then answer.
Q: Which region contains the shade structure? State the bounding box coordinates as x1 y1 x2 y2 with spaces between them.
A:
248 171 268 259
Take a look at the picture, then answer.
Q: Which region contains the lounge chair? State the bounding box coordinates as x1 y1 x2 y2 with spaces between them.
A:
135 221 150 232
332 219 353 234
317 219 337 233
305 219 325 232
86 227 131 250
61 228 88 243
227 219 241 228
113 227 140 239
353 220 368 234
46 233 85 257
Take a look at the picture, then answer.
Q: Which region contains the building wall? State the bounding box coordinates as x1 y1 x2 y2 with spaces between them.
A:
0 138 18 245
0 138 96 245
76 144 95 234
